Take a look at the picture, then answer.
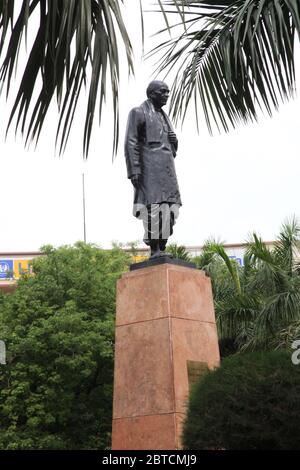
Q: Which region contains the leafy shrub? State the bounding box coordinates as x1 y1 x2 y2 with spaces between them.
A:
183 351 300 449
0 243 130 449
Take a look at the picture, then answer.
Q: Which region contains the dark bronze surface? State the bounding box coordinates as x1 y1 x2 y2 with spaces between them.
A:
125 81 182 259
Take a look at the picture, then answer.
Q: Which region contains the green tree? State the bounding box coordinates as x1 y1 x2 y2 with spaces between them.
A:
183 350 300 449
166 243 191 261
154 1 300 134
0 242 130 449
0 1 134 157
2 2 299 155
198 218 300 353
194 240 242 356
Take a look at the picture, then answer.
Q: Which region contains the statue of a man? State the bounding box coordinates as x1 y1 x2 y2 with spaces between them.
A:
125 80 182 258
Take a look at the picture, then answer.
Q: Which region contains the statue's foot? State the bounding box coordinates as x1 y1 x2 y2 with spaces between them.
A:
150 251 162 258
150 251 173 259
150 240 173 259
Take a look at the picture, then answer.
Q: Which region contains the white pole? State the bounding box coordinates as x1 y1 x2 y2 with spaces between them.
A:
82 173 87 243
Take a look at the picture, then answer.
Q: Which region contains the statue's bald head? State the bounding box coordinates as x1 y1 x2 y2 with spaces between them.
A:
146 80 170 108
146 80 169 98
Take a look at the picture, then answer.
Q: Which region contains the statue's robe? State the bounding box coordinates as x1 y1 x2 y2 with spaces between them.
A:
125 100 182 210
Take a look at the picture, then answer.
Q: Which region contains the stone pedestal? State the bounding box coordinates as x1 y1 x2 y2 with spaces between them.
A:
112 262 220 450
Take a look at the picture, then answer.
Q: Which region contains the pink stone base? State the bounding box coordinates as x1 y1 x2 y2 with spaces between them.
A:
112 414 182 450
112 263 220 450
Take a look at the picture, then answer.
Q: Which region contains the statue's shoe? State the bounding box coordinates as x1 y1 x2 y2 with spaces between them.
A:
150 251 173 259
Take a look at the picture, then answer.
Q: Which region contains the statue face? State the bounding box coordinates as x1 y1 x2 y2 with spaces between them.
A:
149 84 170 108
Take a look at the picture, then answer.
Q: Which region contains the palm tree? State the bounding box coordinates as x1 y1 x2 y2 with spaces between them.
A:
198 218 300 354
244 217 300 351
195 239 256 355
2 2 298 157
152 1 300 134
166 243 191 261
0 1 133 157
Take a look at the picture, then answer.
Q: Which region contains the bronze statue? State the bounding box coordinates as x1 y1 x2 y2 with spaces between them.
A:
125 81 182 258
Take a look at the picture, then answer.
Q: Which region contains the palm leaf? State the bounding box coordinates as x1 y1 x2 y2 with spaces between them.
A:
273 216 300 274
275 320 300 349
166 243 191 261
152 0 300 133
205 241 242 294
0 1 134 157
216 293 259 343
245 233 290 295
243 285 300 351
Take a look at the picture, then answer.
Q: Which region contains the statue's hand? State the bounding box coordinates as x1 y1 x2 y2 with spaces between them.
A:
168 131 177 145
131 174 141 189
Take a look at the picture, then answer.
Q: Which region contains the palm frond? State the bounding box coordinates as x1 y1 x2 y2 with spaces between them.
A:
273 216 300 274
0 0 134 157
200 217 300 353
167 243 191 261
257 287 300 333
205 241 242 294
153 0 300 133
216 292 259 342
193 238 219 271
242 285 300 351
245 233 277 267
275 320 300 349
245 233 289 294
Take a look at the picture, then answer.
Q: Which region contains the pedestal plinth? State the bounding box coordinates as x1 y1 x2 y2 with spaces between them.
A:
112 261 220 450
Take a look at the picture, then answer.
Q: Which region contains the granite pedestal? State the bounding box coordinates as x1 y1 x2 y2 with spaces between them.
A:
112 260 220 450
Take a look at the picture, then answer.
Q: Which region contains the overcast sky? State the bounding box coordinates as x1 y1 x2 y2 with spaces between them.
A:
0 1 299 252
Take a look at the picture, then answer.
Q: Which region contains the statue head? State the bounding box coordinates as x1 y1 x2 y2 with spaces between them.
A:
146 80 170 108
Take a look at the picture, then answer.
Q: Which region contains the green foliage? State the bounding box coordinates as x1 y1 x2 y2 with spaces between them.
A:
116 241 140 258
166 243 191 261
183 350 300 450
1 1 299 155
0 243 130 449
0 1 134 157
197 218 300 353
153 1 300 134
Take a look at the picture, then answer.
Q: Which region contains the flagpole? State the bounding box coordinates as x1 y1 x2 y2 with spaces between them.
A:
82 173 87 243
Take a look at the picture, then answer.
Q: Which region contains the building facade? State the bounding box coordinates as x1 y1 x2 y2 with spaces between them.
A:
0 242 277 293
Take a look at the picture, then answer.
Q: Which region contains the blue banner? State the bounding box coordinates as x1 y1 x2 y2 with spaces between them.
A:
0 260 14 279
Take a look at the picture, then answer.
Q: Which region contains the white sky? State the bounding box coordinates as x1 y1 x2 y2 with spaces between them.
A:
0 1 299 252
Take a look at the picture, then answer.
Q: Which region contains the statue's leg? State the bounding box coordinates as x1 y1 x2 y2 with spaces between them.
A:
147 204 163 258
159 239 167 251
142 205 151 247
135 203 170 257
144 204 180 258
150 240 161 257
169 203 180 237
158 203 180 253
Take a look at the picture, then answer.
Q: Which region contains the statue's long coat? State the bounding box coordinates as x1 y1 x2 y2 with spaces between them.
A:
125 100 182 211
